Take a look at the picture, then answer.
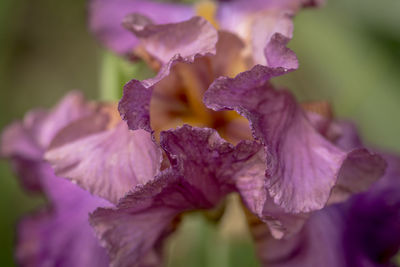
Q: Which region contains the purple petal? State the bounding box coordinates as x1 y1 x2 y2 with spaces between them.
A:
34 91 94 149
17 171 111 267
119 79 153 132
216 1 299 67
265 32 298 69
258 155 400 267
328 149 386 205
204 65 386 235
89 0 194 55
119 17 218 132
45 118 162 204
90 125 262 266
1 92 112 266
123 15 217 65
1 113 44 161
0 92 93 191
333 120 363 150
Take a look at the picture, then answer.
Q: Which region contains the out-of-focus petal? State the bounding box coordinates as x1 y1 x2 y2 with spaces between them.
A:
259 154 400 267
333 120 363 150
17 169 110 267
328 149 387 205
90 125 262 266
0 91 93 192
119 17 218 132
45 117 162 204
1 92 112 266
123 15 217 65
265 33 298 69
89 0 194 55
204 65 385 236
216 0 302 67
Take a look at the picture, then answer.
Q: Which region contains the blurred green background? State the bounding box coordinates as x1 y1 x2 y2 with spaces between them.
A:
0 0 399 266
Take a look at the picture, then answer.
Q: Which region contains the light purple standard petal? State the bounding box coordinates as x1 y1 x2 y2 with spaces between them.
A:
119 17 218 132
45 116 162 204
204 65 385 236
123 15 218 65
90 125 262 267
216 0 301 68
89 0 194 55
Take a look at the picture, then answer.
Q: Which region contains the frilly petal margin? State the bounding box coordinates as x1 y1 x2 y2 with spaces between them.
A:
204 65 386 237
119 16 218 132
88 0 194 55
45 116 162 204
90 125 263 267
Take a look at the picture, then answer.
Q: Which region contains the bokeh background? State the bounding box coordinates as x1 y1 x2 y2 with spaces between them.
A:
0 0 399 266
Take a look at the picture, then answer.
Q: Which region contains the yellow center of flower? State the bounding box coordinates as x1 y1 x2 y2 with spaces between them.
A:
150 59 251 144
195 0 219 29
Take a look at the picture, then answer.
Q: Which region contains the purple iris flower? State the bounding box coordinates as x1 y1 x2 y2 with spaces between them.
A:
45 13 387 266
2 0 399 266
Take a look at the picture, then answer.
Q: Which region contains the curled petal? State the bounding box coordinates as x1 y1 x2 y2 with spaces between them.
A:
90 125 262 266
89 0 193 55
204 65 385 236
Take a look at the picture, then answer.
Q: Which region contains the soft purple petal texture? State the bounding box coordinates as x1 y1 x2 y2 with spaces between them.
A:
0 92 93 191
90 125 262 267
119 17 218 132
216 0 300 67
0 92 111 266
304 115 386 204
45 119 162 204
258 154 400 267
89 0 193 55
204 65 385 235
305 113 363 151
265 33 298 69
333 120 363 151
216 0 323 67
1 114 44 161
17 165 111 267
